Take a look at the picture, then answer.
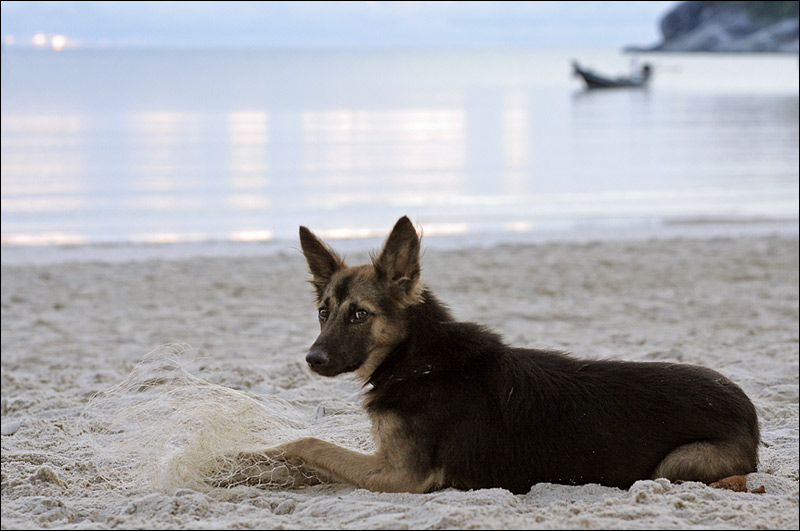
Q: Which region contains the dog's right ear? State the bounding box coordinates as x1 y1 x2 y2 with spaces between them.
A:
299 226 345 299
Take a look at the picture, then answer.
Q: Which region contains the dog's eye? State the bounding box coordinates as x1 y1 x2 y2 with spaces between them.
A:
318 308 328 321
352 309 369 322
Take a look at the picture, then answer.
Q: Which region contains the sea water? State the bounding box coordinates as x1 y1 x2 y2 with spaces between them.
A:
1 48 798 250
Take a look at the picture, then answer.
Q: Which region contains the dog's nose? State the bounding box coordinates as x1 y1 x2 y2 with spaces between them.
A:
305 348 330 370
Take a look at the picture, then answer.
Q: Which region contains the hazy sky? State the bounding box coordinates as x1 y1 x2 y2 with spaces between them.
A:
1 1 680 50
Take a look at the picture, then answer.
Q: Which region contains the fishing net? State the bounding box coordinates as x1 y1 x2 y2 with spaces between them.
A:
81 344 325 495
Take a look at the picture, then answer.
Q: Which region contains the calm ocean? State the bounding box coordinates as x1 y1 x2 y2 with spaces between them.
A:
1 48 798 251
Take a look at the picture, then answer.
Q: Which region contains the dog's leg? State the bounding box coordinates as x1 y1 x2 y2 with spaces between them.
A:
268 437 437 493
650 438 757 485
210 448 327 489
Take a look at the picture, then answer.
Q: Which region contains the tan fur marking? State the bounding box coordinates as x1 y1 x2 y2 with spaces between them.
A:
354 312 407 380
397 277 424 307
321 265 375 306
650 439 756 484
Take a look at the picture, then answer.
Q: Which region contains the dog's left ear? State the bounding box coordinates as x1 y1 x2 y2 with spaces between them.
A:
373 216 422 305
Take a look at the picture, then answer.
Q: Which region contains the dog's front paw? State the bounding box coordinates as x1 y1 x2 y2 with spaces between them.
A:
268 442 310 468
207 448 321 489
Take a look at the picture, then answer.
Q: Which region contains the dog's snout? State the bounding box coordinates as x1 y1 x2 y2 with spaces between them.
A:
306 348 330 370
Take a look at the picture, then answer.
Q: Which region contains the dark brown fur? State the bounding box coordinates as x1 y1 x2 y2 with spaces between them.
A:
244 216 760 494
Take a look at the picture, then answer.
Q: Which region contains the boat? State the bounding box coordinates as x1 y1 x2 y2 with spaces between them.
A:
572 60 652 89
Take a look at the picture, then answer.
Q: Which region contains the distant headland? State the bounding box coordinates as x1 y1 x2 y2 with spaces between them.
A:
628 0 799 53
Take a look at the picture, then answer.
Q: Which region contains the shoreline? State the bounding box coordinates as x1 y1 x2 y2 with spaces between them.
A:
2 217 797 266
2 230 798 529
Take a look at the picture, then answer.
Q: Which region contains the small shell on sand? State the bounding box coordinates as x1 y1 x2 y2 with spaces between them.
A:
1 420 21 436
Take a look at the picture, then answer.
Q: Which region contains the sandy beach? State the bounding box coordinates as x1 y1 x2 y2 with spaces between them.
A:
2 232 798 529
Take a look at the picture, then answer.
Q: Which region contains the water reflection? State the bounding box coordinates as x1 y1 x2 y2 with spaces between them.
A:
226 111 271 221
127 111 205 193
226 110 269 190
1 50 797 246
301 108 466 175
0 112 88 245
0 113 86 199
502 91 531 197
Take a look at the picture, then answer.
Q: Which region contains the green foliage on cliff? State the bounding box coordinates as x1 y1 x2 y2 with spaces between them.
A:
741 1 799 21
704 1 799 24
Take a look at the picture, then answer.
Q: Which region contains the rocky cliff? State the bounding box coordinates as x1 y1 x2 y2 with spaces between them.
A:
647 1 798 52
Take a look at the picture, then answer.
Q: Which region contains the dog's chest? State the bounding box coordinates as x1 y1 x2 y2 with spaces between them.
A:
370 411 406 453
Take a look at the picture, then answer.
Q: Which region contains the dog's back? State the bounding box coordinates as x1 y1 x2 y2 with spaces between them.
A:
366 289 759 493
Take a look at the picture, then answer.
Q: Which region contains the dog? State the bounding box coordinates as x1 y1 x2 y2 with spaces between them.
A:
234 216 759 494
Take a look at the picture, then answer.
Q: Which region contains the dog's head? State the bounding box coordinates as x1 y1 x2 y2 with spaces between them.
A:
299 216 423 379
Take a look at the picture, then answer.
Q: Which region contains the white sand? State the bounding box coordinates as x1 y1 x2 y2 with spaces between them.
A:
1 233 798 529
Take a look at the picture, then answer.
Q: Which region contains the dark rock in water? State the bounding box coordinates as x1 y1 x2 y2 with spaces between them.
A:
634 1 798 53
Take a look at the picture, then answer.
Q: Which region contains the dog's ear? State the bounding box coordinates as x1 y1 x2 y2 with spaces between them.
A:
299 226 345 299
373 216 422 305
